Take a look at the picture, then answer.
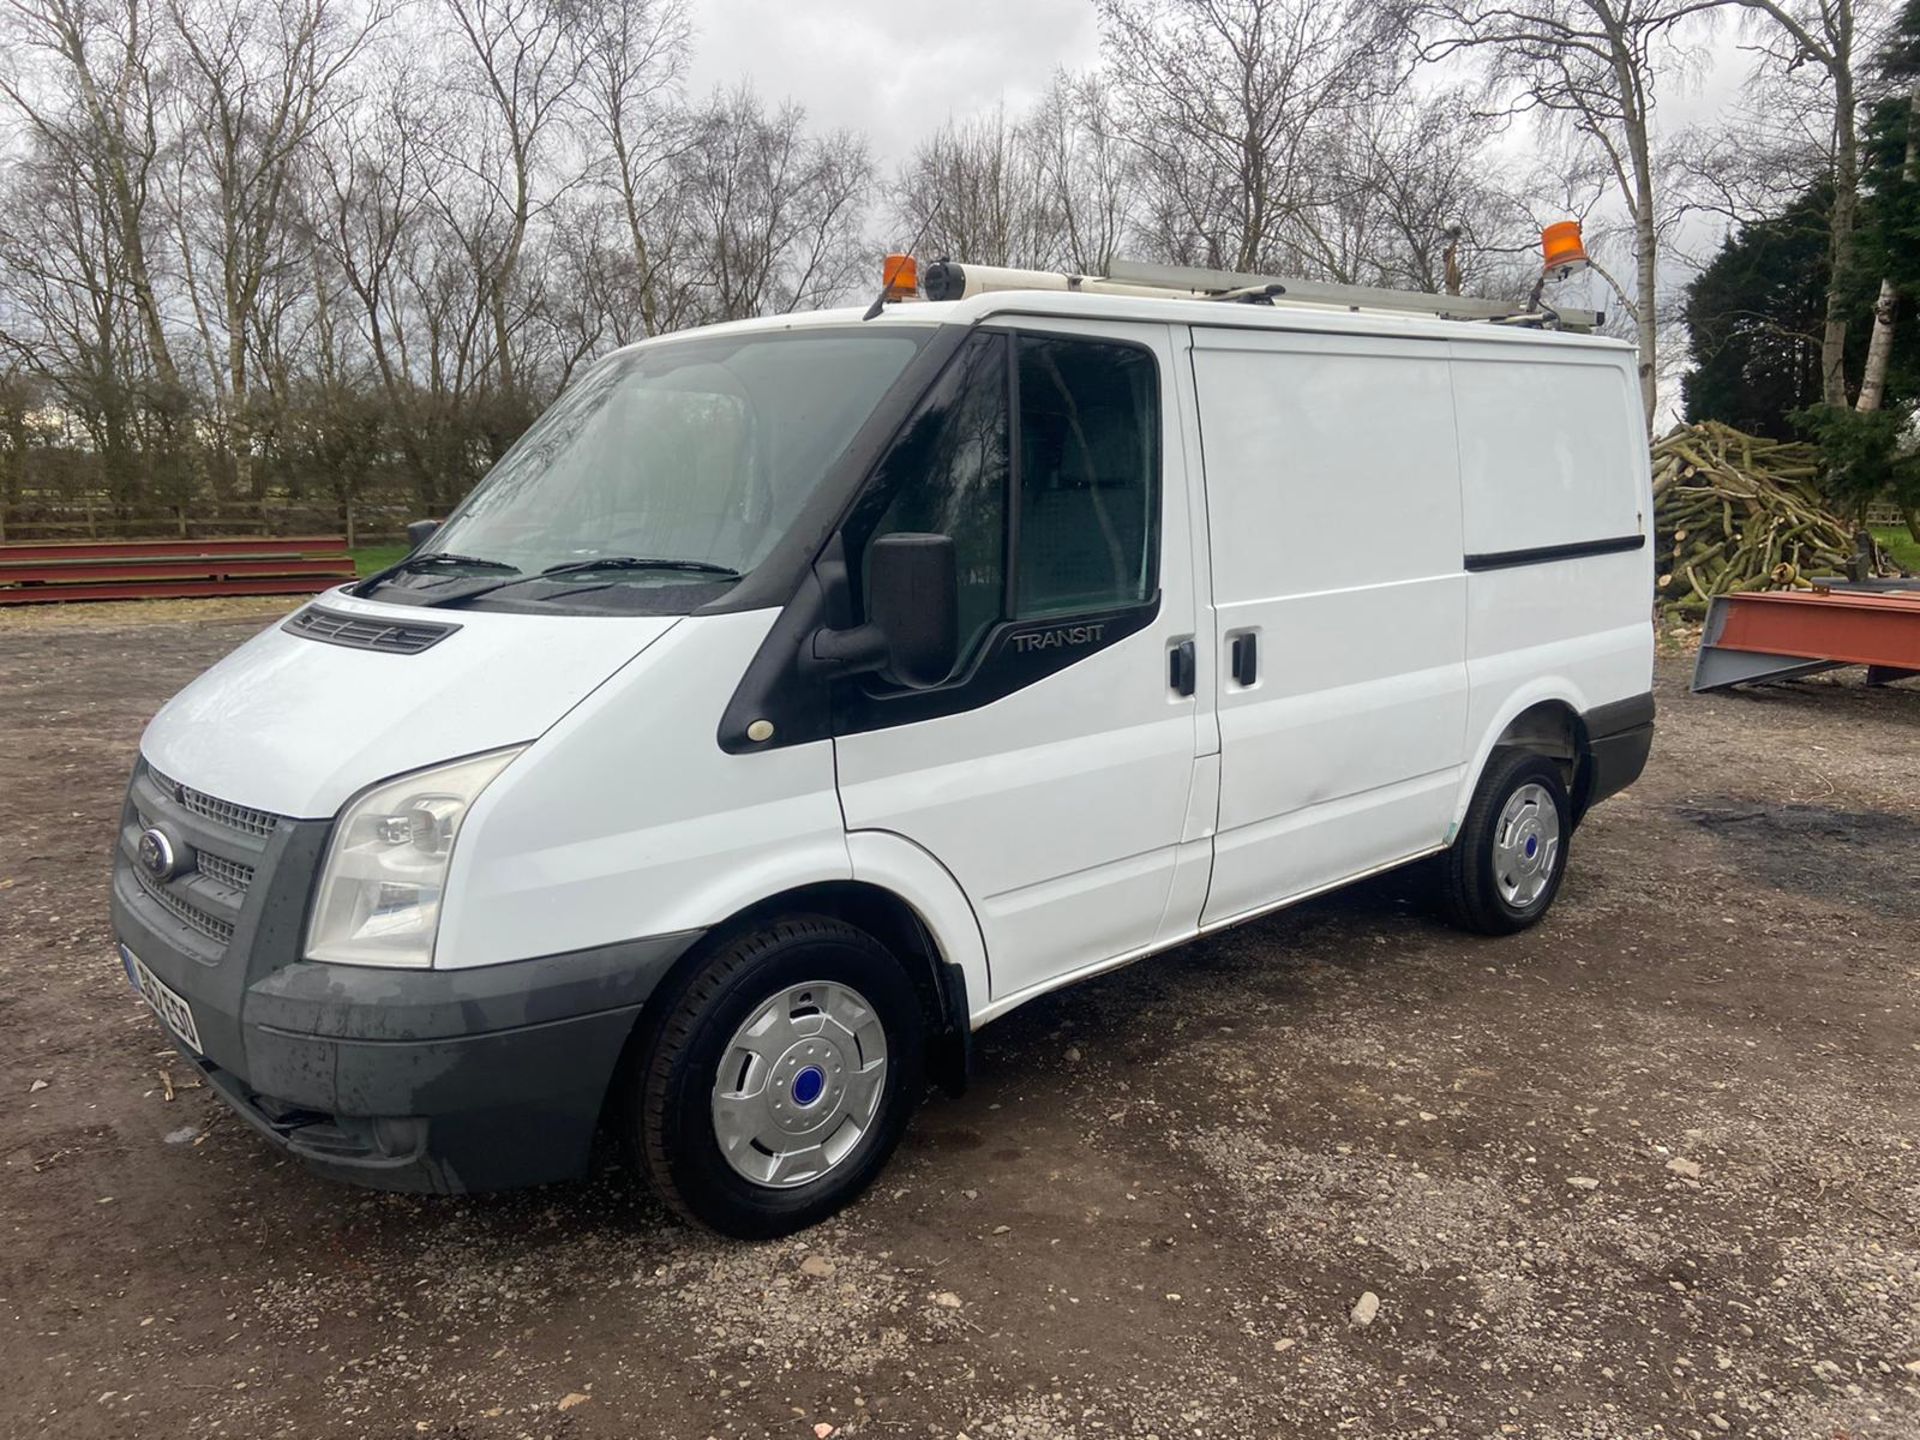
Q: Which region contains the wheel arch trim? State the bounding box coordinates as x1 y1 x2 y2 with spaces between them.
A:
1452 680 1595 832
617 838 988 1100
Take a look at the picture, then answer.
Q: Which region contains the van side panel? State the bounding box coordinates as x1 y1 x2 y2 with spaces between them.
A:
1448 343 1654 821
1190 328 1469 926
1449 346 1646 558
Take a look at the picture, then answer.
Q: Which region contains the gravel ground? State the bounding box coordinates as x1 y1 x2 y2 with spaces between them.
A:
1 610 1917 1440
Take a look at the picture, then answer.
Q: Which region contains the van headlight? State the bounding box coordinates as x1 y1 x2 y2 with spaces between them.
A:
306 748 524 968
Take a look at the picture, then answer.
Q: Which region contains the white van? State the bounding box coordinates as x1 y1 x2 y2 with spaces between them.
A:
111 259 1654 1236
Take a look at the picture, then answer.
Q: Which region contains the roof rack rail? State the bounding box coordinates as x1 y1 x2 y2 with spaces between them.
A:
916 256 1601 333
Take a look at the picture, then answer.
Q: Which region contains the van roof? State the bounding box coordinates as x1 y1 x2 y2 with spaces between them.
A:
617 288 1635 358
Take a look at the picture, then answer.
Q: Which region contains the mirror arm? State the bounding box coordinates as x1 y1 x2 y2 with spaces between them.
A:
802 540 888 677
805 622 889 677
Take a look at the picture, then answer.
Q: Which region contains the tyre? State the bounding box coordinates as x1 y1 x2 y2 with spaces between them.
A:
627 914 926 1238
1441 749 1572 936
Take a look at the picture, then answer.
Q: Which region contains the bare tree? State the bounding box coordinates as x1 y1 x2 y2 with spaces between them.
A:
890 106 1063 267
1415 0 1718 426
0 128 146 510
439 0 581 400
1021 71 1138 272
164 0 386 494
673 87 872 321
309 75 461 506
0 0 182 406
1289 86 1534 293
1096 0 1394 274
569 0 690 336
1730 0 1874 406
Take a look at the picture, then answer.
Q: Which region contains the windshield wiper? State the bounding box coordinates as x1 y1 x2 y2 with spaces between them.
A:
416 555 743 609
537 556 742 580
356 550 520 596
406 552 519 572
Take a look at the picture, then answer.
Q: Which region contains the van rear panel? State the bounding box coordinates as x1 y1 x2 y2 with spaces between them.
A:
1449 341 1655 780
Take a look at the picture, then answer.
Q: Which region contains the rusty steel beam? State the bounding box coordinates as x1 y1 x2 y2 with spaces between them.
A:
0 576 345 606
0 557 353 586
0 536 348 563
1693 588 1920 692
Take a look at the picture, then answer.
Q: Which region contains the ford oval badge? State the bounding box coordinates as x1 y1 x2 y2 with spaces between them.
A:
137 827 177 881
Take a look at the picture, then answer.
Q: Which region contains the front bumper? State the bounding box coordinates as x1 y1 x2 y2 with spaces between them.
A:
111 763 701 1193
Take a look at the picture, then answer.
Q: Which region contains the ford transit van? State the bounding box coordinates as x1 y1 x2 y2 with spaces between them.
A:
110 260 1654 1236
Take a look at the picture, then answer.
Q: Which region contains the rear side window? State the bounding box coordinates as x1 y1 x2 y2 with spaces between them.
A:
858 330 1160 678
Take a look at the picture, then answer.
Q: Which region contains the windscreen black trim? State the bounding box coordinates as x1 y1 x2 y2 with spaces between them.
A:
1464 534 1645 571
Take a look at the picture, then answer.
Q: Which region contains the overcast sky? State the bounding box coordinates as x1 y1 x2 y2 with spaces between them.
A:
684 0 1102 165
681 0 1750 257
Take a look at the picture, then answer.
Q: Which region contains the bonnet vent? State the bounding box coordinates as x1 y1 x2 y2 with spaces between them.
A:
283 606 459 655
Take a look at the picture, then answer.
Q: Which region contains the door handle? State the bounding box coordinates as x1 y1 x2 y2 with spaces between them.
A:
1169 638 1196 697
1230 632 1258 687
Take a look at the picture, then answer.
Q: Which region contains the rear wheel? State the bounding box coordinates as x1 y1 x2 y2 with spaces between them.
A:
627 915 925 1238
1441 749 1571 935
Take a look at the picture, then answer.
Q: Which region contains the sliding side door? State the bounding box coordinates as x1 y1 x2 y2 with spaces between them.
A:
1191 326 1470 927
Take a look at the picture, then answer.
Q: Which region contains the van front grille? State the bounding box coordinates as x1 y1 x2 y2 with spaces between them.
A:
147 767 277 838
133 868 236 946
123 761 285 957
195 851 255 892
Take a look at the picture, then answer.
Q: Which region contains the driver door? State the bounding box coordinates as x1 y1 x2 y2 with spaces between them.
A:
832 320 1208 1006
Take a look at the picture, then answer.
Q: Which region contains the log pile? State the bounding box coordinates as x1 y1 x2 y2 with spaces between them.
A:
1653 422 1882 615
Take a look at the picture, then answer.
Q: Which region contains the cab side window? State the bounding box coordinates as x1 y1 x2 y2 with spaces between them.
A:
1015 335 1158 618
858 329 1159 681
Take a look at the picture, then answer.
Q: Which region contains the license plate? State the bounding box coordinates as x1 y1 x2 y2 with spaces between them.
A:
120 944 203 1054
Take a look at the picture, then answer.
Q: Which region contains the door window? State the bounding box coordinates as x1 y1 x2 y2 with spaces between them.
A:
1014 335 1159 619
857 330 1159 681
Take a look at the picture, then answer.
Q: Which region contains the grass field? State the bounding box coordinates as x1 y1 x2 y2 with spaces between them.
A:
1872 525 1920 573
351 543 410 576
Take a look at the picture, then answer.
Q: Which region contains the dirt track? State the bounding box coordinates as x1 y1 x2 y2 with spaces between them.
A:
2 610 1917 1439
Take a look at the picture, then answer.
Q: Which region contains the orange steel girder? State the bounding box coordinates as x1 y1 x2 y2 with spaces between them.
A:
1693 588 1920 692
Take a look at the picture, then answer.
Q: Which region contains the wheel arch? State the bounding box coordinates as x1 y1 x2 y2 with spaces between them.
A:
1455 683 1600 833
620 864 983 1103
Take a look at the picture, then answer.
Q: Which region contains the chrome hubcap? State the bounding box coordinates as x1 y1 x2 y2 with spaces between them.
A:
1493 782 1560 910
711 981 888 1189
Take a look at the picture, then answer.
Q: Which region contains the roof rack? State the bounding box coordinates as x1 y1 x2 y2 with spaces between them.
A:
915 255 1602 333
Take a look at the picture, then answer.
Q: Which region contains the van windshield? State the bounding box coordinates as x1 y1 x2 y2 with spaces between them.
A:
387 329 927 608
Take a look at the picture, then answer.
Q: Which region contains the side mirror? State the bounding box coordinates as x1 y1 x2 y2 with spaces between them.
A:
867 532 959 688
809 532 959 689
406 518 442 550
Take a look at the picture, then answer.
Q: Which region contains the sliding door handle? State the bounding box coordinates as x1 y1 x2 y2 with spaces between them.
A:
1230 632 1258 687
1169 638 1196 697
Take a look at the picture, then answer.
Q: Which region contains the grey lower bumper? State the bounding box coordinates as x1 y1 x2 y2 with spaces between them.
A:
113 865 699 1193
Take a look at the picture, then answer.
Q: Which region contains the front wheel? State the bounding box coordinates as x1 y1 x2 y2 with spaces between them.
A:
1441 749 1572 935
627 915 926 1238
